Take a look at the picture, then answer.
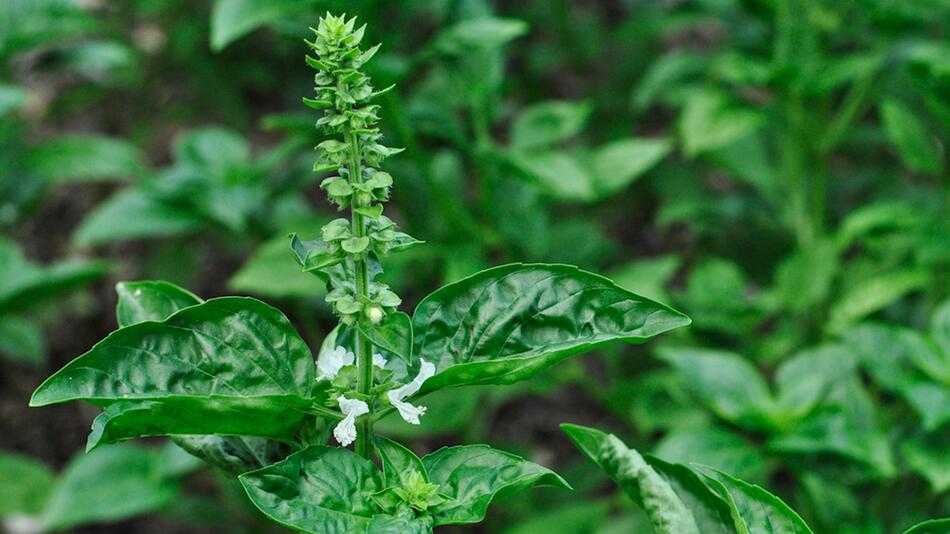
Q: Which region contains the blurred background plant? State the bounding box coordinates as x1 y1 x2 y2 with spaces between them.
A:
0 0 947 532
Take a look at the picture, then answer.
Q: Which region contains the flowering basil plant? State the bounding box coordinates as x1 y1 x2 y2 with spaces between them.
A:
30 14 689 532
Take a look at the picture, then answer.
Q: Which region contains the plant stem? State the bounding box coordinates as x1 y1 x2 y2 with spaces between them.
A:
345 129 374 460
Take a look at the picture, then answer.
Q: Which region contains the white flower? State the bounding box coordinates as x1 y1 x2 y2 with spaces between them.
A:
372 352 387 369
333 395 369 447
317 346 354 381
387 359 436 425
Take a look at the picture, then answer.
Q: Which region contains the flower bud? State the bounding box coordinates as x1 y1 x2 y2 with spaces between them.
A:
356 191 373 207
365 305 384 324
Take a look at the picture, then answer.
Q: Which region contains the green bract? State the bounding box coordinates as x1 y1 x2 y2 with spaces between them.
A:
29 12 688 532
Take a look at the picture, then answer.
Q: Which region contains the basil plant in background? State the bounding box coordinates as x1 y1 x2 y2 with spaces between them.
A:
563 424 950 534
29 14 689 533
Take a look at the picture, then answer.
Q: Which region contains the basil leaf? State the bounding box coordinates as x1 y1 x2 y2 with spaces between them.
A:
31 297 315 443
655 426 768 484
85 398 308 451
769 378 895 477
591 137 671 198
0 316 44 364
172 435 292 476
115 280 203 327
360 311 413 365
902 518 950 534
230 234 327 299
0 238 107 314
239 446 430 533
43 444 181 531
880 99 942 175
932 299 950 359
510 100 592 150
562 424 733 534
423 444 570 526
658 347 775 431
22 135 145 183
0 451 54 517
210 0 313 51
699 468 812 534
901 429 950 493
774 345 857 422
374 436 427 487
412 264 689 394
73 188 205 246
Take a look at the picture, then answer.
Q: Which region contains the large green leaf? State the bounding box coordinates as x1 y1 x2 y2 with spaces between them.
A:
412 264 689 394
422 444 570 526
210 0 314 51
903 518 950 534
591 138 671 197
931 299 950 372
902 430 950 493
431 18 528 55
0 316 44 364
0 238 107 314
31 297 315 444
73 188 205 246
562 424 733 534
22 135 145 183
773 345 857 422
173 434 291 476
769 378 895 477
111 276 289 488
827 270 929 333
239 446 431 534
230 233 327 299
564 424 815 534
115 280 203 327
508 151 595 201
42 444 181 531
0 451 55 517
845 324 950 430
700 468 812 534
679 90 763 156
655 426 769 484
510 100 592 150
880 99 942 174
658 347 775 431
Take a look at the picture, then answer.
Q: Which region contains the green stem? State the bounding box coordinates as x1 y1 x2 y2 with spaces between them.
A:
345 129 375 460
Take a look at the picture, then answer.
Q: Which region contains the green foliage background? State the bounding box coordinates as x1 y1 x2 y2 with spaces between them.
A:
0 0 947 532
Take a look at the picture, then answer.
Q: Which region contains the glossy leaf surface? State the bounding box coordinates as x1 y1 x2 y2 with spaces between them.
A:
564 424 816 534
412 264 689 394
115 280 203 327
32 297 314 443
239 446 431 534
562 424 730 534
422 444 570 526
360 311 413 364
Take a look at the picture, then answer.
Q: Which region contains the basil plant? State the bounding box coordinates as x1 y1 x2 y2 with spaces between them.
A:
30 14 689 532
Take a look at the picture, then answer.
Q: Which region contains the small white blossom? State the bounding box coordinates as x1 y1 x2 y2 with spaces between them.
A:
387 359 436 425
334 395 369 447
317 346 354 381
372 352 387 369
